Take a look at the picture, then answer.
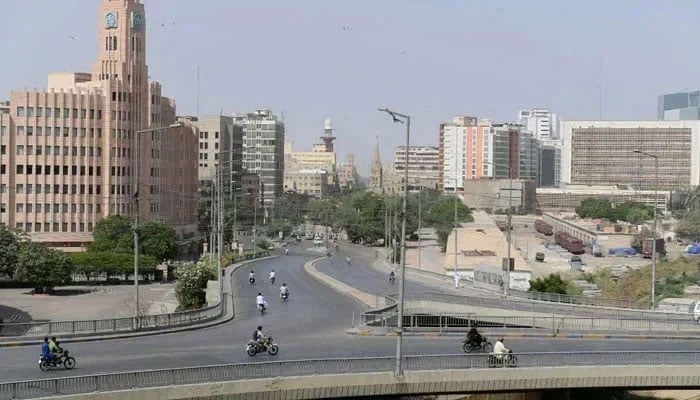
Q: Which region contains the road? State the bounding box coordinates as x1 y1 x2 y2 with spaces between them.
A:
1 244 700 383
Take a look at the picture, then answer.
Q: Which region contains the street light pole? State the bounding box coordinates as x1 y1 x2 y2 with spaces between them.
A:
634 149 659 310
378 107 410 377
484 160 513 296
417 187 422 270
133 123 181 323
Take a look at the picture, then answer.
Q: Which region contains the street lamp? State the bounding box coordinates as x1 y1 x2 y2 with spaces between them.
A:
633 149 659 310
378 107 410 377
484 160 513 297
442 177 460 288
133 123 181 324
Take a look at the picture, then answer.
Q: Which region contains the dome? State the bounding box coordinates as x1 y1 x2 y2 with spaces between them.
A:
324 118 333 131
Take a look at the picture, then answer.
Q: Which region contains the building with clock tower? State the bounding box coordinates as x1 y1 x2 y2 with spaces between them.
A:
0 0 199 251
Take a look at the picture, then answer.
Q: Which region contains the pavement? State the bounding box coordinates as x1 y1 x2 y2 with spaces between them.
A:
4 243 700 384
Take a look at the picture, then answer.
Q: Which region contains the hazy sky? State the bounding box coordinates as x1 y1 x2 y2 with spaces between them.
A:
2 1 699 175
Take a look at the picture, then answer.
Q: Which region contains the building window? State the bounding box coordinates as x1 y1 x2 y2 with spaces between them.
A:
17 126 24 135
16 107 24 117
16 145 24 155
16 165 23 174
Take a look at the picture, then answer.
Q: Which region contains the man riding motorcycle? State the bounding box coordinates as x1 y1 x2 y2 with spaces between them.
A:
253 326 266 349
41 337 52 363
249 271 256 284
466 325 483 347
389 271 395 283
280 283 289 300
256 293 267 313
493 337 510 360
269 270 276 284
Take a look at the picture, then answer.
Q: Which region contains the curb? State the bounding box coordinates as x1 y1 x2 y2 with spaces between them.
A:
0 255 279 348
345 329 700 341
302 256 381 308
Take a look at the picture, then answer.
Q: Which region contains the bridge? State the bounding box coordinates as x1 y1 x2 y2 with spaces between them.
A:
3 352 700 399
1 244 698 398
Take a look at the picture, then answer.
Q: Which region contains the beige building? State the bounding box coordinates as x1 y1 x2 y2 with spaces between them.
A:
393 145 439 191
0 0 198 251
283 169 328 197
337 153 358 189
284 141 336 187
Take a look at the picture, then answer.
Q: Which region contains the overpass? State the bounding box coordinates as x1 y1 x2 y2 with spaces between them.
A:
3 352 700 399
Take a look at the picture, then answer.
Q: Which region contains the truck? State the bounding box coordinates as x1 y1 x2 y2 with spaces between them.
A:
641 238 666 258
554 231 585 254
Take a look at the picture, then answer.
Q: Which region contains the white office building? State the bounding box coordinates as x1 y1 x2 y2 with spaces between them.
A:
518 108 559 140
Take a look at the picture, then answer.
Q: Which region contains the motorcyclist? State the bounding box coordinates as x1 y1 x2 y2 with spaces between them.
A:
269 270 276 282
346 256 351 265
493 337 510 360
252 325 267 349
249 271 256 283
284 248 289 256
280 283 289 299
256 292 267 312
41 337 52 363
49 337 62 364
467 324 482 347
389 271 395 283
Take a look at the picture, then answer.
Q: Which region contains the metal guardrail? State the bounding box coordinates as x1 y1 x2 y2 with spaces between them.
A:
365 312 700 333
0 252 272 338
3 352 700 399
396 292 694 321
508 288 648 310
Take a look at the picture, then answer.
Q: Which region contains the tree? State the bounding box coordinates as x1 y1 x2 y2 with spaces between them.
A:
14 243 73 292
575 198 613 219
424 195 473 251
174 260 213 310
0 224 21 279
529 274 571 295
89 215 178 261
70 252 158 280
677 210 700 241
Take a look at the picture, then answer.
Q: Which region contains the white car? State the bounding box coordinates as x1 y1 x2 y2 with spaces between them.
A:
314 238 323 246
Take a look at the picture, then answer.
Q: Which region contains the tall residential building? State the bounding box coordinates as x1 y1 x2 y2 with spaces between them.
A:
0 0 198 250
234 109 285 211
561 120 700 190
518 108 559 140
337 153 358 189
194 115 243 183
658 91 700 120
438 116 491 192
393 146 439 191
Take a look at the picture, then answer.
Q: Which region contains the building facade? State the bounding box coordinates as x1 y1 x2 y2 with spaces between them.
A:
560 120 700 190
490 123 521 180
518 108 559 140
393 145 439 191
337 153 358 189
234 109 285 212
283 169 328 197
0 0 198 250
658 91 700 120
194 115 242 184
538 140 561 188
438 116 492 192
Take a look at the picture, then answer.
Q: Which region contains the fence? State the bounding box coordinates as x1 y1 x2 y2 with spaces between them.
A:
3 352 700 399
394 292 694 321
0 251 273 338
373 313 700 333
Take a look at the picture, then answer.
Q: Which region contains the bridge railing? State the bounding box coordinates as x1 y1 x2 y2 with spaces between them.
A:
397 292 693 320
3 352 700 399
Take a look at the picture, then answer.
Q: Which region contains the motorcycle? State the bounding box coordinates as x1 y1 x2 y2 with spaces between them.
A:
39 349 76 371
488 349 517 368
281 292 289 302
462 335 492 353
249 276 255 285
246 337 279 356
257 303 266 315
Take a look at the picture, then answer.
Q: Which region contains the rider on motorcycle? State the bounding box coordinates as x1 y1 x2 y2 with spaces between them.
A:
389 271 395 282
284 248 289 255
256 293 267 312
467 325 482 347
346 256 351 265
269 270 276 282
280 283 289 299
41 337 52 363
48 337 63 364
493 337 510 359
249 271 256 282
253 325 266 348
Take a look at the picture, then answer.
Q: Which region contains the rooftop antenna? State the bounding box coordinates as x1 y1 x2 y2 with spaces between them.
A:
599 57 603 119
196 66 200 119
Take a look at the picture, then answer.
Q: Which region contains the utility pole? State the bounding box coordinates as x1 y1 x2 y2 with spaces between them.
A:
417 187 422 270
217 164 224 299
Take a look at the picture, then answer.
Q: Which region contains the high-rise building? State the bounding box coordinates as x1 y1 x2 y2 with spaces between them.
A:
438 116 491 192
561 120 700 190
234 109 285 211
658 91 700 120
518 108 559 140
538 140 561 188
518 132 540 182
490 123 522 180
194 115 242 183
393 146 439 191
0 0 198 250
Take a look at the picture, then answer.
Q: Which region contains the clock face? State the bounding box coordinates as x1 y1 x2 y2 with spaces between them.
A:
133 13 143 29
105 13 116 29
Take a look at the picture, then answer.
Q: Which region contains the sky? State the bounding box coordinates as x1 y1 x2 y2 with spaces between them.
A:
2 1 700 175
